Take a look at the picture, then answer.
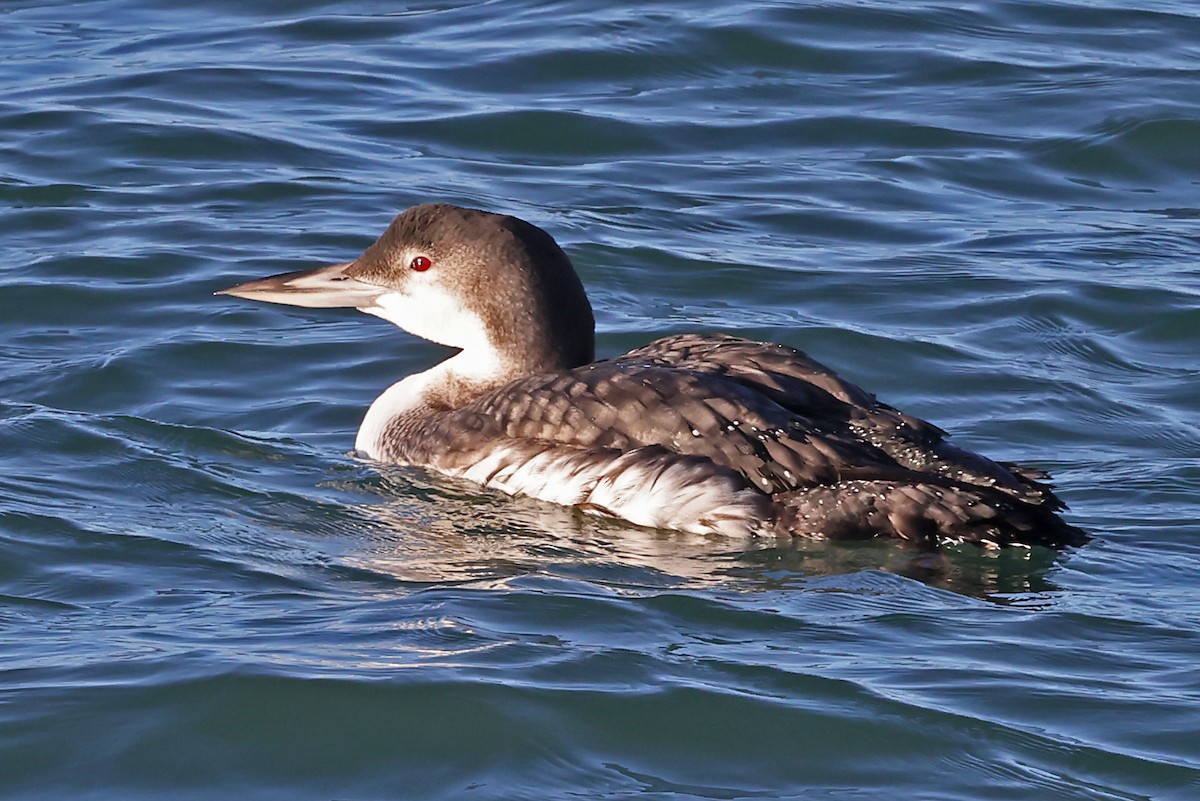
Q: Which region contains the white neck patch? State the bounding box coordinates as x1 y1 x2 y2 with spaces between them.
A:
354 286 508 459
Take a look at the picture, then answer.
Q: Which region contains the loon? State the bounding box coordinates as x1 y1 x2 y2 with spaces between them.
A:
218 203 1086 549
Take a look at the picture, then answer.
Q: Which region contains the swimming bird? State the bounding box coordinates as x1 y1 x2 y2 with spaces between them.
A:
218 203 1086 549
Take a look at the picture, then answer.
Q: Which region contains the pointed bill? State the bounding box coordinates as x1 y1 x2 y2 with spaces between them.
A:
216 261 387 309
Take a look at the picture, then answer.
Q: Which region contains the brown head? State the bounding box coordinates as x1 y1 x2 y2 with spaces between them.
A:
218 204 596 378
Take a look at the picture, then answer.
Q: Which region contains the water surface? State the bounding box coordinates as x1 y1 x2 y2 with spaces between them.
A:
2 1 1199 799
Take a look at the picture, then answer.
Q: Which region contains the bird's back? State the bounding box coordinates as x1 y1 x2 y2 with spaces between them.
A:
377 333 1086 548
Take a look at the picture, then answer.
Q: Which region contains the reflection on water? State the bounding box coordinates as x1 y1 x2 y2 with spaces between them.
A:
317 465 1071 600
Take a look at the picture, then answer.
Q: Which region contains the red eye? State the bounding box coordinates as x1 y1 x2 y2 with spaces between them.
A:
410 256 432 272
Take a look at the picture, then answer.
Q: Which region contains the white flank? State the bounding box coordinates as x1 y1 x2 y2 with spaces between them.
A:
459 443 765 537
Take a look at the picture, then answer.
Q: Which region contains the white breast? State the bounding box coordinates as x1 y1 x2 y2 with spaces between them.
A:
356 373 429 459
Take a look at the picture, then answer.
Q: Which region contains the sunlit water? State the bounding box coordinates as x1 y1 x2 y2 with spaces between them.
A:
2 1 1199 799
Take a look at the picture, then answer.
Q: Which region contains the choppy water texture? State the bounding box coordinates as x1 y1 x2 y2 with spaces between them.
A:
2 1 1199 799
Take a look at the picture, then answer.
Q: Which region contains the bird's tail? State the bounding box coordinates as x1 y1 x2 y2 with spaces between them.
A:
771 477 1088 549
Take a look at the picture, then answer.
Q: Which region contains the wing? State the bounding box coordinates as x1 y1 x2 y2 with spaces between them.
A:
393 334 1051 502
621 333 1063 506
392 360 878 491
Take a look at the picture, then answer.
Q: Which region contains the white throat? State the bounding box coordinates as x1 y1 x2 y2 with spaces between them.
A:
365 286 491 353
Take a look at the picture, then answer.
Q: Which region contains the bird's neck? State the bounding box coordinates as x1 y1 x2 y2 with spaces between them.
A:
354 347 519 460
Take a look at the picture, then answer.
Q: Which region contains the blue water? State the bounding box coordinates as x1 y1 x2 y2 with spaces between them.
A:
2 1 1199 799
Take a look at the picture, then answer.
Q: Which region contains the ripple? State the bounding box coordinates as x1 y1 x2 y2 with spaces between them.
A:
2 0 1200 799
